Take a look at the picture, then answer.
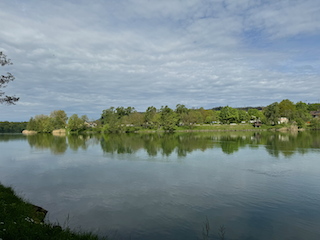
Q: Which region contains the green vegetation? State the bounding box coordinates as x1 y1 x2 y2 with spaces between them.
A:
9 99 319 134
27 110 68 133
0 121 27 133
0 182 106 240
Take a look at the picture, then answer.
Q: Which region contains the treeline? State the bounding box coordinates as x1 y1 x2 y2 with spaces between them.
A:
27 110 69 133
99 100 320 132
0 121 27 133
26 110 99 133
23 100 320 133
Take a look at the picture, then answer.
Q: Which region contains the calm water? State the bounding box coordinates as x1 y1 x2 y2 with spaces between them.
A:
1 131 320 239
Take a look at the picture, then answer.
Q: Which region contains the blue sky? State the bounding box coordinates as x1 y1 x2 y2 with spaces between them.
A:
1 0 320 121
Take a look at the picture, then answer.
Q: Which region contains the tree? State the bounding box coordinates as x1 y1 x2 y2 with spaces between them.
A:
0 52 19 105
238 110 250 122
129 112 143 126
248 109 263 121
264 102 280 125
181 111 201 129
27 117 37 131
219 106 239 124
308 103 320 111
160 106 178 131
279 99 295 119
294 101 311 122
144 106 157 128
50 110 68 129
101 107 116 124
68 114 85 131
175 104 189 124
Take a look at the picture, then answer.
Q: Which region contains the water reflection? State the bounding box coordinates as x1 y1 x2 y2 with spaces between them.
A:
27 134 68 155
2 131 319 158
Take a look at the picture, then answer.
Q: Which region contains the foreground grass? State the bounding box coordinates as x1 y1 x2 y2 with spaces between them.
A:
0 183 107 240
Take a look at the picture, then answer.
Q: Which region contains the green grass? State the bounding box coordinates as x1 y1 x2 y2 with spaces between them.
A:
0 183 107 240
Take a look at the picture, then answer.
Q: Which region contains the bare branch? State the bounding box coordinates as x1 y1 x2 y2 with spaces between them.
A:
0 52 19 105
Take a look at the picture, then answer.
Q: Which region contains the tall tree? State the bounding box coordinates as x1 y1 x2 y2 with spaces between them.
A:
279 99 295 119
264 102 280 125
144 106 157 128
68 114 85 131
0 52 19 104
50 110 68 129
160 106 178 131
294 101 312 122
219 106 239 124
101 107 116 124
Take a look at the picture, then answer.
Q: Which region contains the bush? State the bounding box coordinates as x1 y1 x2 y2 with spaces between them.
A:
295 118 305 128
310 118 320 129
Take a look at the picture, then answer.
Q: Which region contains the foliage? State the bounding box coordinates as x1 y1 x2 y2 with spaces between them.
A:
238 110 250 122
27 110 68 133
295 118 305 129
248 108 263 120
263 102 280 125
219 106 239 123
308 103 320 111
160 105 178 131
310 118 320 129
0 52 19 105
0 121 27 133
50 110 68 129
279 99 295 119
144 106 157 128
68 114 86 132
181 110 202 128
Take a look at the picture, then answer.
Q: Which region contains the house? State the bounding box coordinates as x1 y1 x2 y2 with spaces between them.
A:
310 111 320 118
278 117 289 124
84 121 98 128
254 122 262 128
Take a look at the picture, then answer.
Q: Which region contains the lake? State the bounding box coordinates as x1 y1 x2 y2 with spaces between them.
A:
1 131 320 239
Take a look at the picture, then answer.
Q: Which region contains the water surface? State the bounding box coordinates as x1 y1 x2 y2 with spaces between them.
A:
1 131 320 239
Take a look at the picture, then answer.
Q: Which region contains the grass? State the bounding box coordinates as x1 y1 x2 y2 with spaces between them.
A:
0 183 107 240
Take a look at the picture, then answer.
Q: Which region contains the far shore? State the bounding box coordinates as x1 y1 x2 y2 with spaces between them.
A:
20 124 315 135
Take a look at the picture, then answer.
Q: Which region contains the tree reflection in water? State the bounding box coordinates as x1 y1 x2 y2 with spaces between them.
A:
7 130 318 158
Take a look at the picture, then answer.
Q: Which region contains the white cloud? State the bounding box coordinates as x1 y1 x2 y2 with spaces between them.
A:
0 0 320 121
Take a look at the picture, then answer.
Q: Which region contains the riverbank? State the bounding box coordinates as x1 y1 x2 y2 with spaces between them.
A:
0 183 107 240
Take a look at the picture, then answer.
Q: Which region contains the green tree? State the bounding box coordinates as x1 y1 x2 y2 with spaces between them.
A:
34 114 50 132
101 107 116 124
308 103 320 111
50 110 68 129
295 118 305 129
129 112 143 127
279 99 295 119
264 102 280 125
27 117 37 131
219 106 239 124
181 110 201 129
310 118 320 129
175 104 189 124
238 110 250 122
294 101 311 122
68 114 85 131
144 106 158 129
248 109 263 121
160 106 178 131
0 52 19 105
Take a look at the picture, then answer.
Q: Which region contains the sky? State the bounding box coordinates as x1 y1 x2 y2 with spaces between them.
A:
1 0 320 121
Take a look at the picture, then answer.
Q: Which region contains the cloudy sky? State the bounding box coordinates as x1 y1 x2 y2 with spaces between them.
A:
1 0 320 121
